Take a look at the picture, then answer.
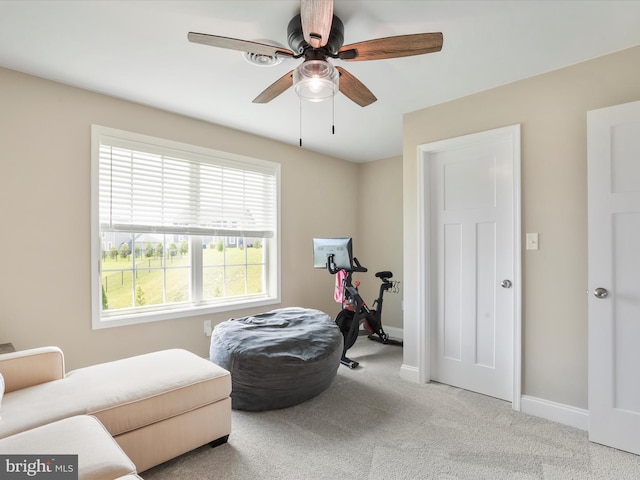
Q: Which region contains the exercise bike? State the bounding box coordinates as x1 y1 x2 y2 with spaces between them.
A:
328 255 402 369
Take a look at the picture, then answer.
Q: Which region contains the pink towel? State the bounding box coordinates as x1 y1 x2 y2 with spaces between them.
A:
334 269 347 303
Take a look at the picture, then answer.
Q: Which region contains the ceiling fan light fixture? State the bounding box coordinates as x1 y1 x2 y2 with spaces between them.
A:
293 60 339 102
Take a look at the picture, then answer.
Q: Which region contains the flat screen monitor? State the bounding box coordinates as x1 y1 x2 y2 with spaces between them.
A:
313 237 353 271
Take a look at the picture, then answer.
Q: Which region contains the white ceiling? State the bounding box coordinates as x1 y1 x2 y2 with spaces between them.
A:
2 1 640 162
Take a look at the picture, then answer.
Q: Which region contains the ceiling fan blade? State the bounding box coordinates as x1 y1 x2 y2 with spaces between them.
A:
300 0 334 48
188 32 294 58
338 32 443 62
336 67 377 107
252 70 295 103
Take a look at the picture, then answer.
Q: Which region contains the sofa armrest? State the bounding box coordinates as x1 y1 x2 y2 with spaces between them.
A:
0 346 65 393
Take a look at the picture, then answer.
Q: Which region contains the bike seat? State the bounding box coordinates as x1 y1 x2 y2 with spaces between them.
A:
375 271 393 279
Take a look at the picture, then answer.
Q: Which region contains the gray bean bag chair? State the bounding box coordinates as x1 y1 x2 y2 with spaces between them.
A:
210 307 342 411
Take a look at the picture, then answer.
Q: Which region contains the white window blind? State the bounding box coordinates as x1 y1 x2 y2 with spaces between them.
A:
98 137 277 238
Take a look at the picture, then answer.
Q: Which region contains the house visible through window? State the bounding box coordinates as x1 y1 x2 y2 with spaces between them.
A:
91 125 280 328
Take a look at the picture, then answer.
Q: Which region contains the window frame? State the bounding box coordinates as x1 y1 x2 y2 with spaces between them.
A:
91 125 281 329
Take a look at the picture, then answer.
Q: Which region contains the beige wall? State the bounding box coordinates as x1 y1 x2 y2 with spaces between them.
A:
0 67 366 370
403 45 640 409
357 156 403 331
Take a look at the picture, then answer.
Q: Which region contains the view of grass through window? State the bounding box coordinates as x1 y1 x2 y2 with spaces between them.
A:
101 234 264 311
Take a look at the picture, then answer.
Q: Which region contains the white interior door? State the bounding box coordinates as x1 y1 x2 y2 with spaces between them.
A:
420 125 520 403
588 100 640 455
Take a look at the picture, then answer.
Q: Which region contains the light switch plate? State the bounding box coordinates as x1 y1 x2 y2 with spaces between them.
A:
526 233 539 250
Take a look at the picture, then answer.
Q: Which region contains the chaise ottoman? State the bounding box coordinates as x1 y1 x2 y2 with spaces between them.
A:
64 349 232 472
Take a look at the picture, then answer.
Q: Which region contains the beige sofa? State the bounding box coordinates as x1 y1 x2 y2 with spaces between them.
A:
0 346 232 478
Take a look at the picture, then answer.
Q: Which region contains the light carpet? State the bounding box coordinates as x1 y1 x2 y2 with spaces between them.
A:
143 339 640 479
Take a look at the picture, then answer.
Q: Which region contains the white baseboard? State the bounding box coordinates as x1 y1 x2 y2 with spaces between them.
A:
395 371 588 431
390 327 588 432
400 364 420 383
384 326 403 341
520 395 588 431
385 327 417 382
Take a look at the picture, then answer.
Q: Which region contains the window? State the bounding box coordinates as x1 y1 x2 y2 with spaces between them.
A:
91 126 280 328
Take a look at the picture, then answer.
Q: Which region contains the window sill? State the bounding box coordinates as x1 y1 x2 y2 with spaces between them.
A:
92 296 280 330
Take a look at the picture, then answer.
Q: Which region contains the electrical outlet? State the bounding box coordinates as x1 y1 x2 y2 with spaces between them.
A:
204 320 213 337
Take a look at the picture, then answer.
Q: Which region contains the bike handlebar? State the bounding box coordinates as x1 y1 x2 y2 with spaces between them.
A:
326 254 368 275
352 257 368 273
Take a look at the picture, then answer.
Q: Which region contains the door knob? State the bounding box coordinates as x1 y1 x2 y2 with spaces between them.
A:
501 280 512 288
594 287 609 299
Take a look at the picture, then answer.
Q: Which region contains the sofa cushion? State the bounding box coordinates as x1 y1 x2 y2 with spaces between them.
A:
0 415 137 480
0 377 88 438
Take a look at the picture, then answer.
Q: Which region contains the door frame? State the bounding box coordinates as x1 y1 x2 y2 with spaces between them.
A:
416 124 522 410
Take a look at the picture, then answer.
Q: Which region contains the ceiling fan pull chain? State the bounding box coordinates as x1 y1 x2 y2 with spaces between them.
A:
299 97 303 147
332 94 335 135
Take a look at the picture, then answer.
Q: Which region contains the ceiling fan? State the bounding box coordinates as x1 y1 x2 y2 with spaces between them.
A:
187 0 443 107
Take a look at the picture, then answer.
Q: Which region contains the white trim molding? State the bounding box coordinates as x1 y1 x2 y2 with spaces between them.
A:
400 364 420 383
520 395 588 431
384 326 403 341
